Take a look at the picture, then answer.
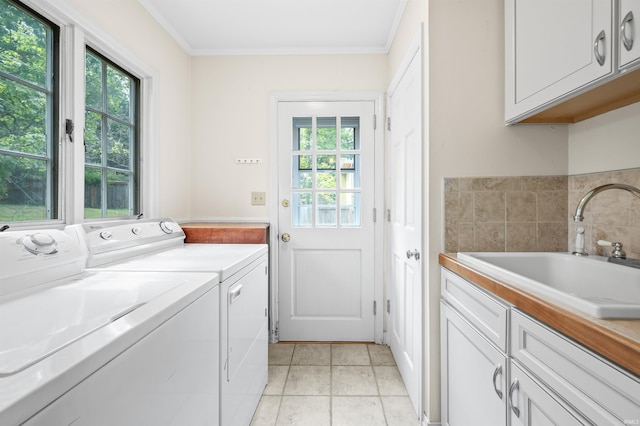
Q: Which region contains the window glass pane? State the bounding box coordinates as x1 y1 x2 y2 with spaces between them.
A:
106 65 132 122
84 111 102 165
84 167 102 218
316 117 336 150
340 193 361 227
0 1 48 88
106 170 130 217
85 48 139 219
0 0 56 223
316 192 336 227
0 77 47 156
341 117 359 150
292 155 312 189
0 155 48 221
107 119 131 169
292 192 312 227
85 52 103 111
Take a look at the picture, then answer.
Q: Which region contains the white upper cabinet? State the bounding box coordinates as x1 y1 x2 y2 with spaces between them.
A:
619 0 640 68
505 0 614 123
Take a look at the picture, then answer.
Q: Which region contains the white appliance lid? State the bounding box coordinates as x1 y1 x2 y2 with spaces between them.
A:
0 270 217 376
93 244 268 281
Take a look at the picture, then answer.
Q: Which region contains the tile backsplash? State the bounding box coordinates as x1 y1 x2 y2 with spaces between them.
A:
444 168 640 258
568 168 640 259
444 176 568 252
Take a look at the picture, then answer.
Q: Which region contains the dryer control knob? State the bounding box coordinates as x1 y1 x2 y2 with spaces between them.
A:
159 221 175 234
100 231 113 240
22 233 57 255
132 227 141 235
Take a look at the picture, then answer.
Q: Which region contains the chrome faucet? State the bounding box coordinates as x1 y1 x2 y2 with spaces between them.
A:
573 183 640 222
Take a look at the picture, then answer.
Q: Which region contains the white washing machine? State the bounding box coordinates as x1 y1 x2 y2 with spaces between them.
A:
67 218 269 426
0 228 220 425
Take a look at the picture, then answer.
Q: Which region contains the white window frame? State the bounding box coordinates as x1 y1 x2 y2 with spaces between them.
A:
9 0 158 229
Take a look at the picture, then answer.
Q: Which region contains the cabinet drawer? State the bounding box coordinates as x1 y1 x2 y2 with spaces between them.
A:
511 309 640 424
441 268 509 352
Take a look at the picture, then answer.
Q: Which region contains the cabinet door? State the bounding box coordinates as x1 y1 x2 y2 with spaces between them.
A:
441 302 507 426
620 0 640 68
509 361 589 426
505 0 613 122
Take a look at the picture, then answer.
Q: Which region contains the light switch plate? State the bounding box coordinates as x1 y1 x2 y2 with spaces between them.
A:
251 192 266 206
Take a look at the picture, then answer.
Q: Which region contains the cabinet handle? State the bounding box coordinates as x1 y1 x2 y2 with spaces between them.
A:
622 11 635 52
492 364 503 399
509 379 520 417
594 29 606 66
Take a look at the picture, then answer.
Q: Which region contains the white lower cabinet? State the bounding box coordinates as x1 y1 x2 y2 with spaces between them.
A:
509 361 588 425
441 267 640 426
441 302 507 426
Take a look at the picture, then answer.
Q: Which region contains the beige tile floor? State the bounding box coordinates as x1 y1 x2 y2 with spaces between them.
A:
250 343 420 426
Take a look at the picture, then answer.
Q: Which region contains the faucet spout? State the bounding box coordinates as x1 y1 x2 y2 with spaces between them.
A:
573 183 640 222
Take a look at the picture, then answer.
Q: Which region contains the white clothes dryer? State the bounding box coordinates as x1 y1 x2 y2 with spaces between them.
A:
67 218 268 426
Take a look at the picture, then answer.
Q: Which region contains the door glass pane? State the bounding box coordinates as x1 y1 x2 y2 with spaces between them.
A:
292 117 312 150
317 154 336 189
292 155 312 189
340 154 359 189
317 192 336 227
340 193 361 227
292 192 312 227
316 117 336 150
341 117 359 150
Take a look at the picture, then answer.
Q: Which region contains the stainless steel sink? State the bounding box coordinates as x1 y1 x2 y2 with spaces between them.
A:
457 252 640 319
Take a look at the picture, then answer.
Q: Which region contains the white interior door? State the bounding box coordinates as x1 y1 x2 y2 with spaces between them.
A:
277 101 377 341
387 44 423 417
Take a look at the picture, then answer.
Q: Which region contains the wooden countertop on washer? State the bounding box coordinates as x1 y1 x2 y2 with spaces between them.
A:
439 253 640 377
181 222 269 244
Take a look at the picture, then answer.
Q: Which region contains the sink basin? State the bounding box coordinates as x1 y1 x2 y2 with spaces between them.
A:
456 252 640 319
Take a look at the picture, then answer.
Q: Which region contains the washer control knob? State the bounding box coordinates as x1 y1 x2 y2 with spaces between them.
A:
100 231 113 240
22 233 57 255
132 227 141 235
159 221 175 234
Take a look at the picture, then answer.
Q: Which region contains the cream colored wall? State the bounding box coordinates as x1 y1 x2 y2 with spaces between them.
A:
60 0 193 220
389 0 570 421
189 55 389 220
568 102 640 175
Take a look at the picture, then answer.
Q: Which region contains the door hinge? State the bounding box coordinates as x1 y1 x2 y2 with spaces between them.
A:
387 300 390 314
373 300 377 315
386 209 391 222
373 208 377 223
373 114 377 130
387 117 391 131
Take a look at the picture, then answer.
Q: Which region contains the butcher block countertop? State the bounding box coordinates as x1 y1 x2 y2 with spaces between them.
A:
439 253 640 378
181 222 269 244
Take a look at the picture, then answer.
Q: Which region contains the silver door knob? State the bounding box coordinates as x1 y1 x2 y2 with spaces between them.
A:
406 249 420 260
281 233 291 242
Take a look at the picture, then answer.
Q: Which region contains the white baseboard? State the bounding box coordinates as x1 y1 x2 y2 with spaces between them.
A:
422 414 441 426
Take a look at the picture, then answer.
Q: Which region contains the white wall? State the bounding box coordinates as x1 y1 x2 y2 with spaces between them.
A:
60 0 193 220
568 102 640 175
189 55 389 220
388 0 570 421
